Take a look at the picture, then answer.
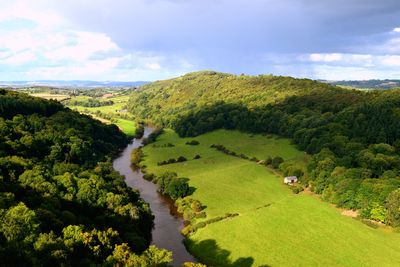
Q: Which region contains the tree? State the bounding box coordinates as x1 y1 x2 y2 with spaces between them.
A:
385 189 400 227
0 202 39 243
165 178 190 200
271 156 284 169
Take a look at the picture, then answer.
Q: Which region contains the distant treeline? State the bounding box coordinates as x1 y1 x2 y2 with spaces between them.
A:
66 98 114 107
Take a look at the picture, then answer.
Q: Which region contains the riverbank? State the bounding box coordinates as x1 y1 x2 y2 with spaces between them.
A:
112 127 197 266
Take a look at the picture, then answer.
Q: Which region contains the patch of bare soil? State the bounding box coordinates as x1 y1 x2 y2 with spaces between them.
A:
341 209 359 218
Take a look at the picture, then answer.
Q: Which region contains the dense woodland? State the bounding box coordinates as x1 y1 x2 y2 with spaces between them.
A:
0 90 172 266
128 71 400 226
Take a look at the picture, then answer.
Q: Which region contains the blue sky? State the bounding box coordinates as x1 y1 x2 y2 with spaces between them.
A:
1 0 400 81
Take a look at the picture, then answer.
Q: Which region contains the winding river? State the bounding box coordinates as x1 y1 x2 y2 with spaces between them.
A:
113 127 197 266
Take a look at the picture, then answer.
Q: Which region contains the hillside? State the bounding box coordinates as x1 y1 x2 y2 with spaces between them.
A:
0 90 171 266
127 71 364 125
129 71 400 227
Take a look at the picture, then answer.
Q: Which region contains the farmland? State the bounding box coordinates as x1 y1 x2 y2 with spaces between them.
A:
141 129 400 266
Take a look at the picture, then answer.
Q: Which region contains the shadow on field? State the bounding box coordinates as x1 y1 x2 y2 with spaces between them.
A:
185 238 268 267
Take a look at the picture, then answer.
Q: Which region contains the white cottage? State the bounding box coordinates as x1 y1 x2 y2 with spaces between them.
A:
284 176 298 184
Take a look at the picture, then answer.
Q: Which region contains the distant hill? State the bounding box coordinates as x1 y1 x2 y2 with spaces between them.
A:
0 80 150 88
127 70 362 125
327 79 400 89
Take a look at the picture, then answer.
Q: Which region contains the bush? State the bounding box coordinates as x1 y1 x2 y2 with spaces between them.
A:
143 173 155 181
271 156 284 169
193 155 201 160
177 156 188 162
134 122 145 139
186 140 200 145
131 148 142 168
181 225 193 236
183 210 195 221
165 178 190 200
291 184 304 194
143 127 163 145
195 211 207 219
264 156 272 165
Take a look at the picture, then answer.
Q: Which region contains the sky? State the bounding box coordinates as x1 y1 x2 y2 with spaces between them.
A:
1 0 400 81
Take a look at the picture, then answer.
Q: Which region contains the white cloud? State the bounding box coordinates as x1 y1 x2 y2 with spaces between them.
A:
145 63 161 70
44 31 118 61
393 27 400 33
309 53 343 62
1 51 36 65
0 1 195 81
380 55 400 66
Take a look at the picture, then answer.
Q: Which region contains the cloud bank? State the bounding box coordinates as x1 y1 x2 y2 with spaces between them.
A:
1 0 400 80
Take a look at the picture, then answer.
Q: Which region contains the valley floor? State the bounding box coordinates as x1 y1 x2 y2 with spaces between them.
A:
141 129 400 266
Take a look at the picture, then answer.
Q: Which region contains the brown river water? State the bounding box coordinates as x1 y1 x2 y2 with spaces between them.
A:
112 127 197 266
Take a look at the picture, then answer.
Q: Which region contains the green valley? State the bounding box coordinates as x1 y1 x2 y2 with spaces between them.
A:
140 129 400 266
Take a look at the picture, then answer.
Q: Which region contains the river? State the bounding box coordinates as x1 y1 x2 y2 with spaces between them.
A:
112 127 197 266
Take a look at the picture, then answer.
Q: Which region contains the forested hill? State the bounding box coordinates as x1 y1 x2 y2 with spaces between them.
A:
127 70 365 125
0 90 171 266
128 71 400 227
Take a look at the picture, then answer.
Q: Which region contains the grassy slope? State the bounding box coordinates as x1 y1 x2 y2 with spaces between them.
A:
66 95 136 135
141 129 400 266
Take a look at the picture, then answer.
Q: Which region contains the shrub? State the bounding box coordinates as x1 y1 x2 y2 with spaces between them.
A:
195 211 207 219
143 173 155 181
291 184 304 194
183 210 195 221
264 156 272 165
165 178 191 200
167 158 177 164
181 225 193 236
193 154 201 160
177 156 188 162
185 140 200 145
134 122 145 139
131 148 142 167
271 156 284 169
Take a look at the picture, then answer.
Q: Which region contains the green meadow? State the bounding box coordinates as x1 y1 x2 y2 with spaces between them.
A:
141 129 400 266
66 95 136 135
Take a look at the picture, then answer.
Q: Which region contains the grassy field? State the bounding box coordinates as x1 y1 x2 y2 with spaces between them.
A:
30 93 70 101
67 95 130 113
141 129 400 266
66 95 136 136
115 118 136 136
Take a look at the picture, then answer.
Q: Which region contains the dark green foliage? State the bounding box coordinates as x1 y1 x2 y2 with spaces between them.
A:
0 90 155 265
186 140 200 146
142 127 163 145
194 154 201 160
134 122 145 139
131 148 143 168
291 184 304 194
385 190 400 227
271 156 284 169
156 172 192 200
65 98 114 107
157 156 187 166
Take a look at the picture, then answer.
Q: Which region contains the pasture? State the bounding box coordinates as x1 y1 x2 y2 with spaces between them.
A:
141 129 400 266
66 95 136 136
29 93 70 101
